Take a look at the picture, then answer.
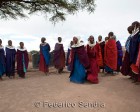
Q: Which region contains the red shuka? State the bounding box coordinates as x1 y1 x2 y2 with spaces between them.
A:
39 51 49 73
86 44 99 84
104 39 117 70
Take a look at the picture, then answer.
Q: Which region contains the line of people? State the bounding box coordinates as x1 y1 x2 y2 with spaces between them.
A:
0 32 123 83
121 21 140 85
0 40 29 80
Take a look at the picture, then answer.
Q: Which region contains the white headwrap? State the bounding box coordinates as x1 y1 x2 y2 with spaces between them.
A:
71 36 84 48
17 46 27 51
6 45 15 49
88 41 96 47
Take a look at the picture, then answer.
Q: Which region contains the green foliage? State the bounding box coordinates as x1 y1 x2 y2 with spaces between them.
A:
0 0 96 22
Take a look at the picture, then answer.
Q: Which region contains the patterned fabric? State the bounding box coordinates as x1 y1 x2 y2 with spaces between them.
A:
125 36 131 53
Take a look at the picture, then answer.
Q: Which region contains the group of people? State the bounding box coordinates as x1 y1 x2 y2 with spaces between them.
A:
39 33 123 84
0 37 66 81
67 34 123 84
121 21 140 85
0 34 123 83
0 40 29 80
1 21 139 84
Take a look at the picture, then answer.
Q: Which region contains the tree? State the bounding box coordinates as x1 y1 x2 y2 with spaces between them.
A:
0 0 96 22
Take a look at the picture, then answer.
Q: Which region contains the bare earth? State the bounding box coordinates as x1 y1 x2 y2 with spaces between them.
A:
0 65 140 112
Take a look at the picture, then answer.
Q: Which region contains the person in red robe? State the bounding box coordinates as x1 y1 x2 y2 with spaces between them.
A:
39 37 50 75
96 35 105 72
54 37 65 74
17 42 29 78
104 32 117 74
86 36 99 84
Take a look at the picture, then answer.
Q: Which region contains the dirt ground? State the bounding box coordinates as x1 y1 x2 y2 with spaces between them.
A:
0 65 140 112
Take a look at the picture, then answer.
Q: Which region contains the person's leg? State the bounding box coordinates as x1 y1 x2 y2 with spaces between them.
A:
6 72 11 79
132 73 137 83
0 76 3 81
20 71 25 78
58 68 63 74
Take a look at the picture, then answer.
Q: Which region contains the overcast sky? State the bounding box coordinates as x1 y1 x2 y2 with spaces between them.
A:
0 0 140 51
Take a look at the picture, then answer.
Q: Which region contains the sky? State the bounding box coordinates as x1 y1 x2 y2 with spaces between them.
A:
0 0 140 51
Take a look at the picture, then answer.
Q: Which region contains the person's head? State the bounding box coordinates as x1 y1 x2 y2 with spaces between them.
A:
8 40 12 46
0 39 2 45
19 42 24 48
127 26 134 34
80 40 84 43
73 37 78 44
108 32 114 38
105 37 109 41
58 37 62 42
132 21 139 29
41 37 46 43
98 35 102 41
89 35 94 44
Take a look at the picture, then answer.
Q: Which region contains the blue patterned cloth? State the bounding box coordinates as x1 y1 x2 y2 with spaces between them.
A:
0 48 5 76
125 36 131 53
40 44 50 66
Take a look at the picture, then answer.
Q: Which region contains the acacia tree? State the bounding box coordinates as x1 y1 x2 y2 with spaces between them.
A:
0 0 96 22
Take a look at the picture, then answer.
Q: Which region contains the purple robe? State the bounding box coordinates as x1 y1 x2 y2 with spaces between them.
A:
5 47 16 77
121 51 131 76
70 45 89 77
17 48 29 78
116 41 123 66
100 41 105 63
53 43 65 69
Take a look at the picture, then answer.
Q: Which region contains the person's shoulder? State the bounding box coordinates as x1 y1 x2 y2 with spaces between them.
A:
0 46 4 50
17 47 27 52
6 45 15 50
101 41 105 44
46 43 50 46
